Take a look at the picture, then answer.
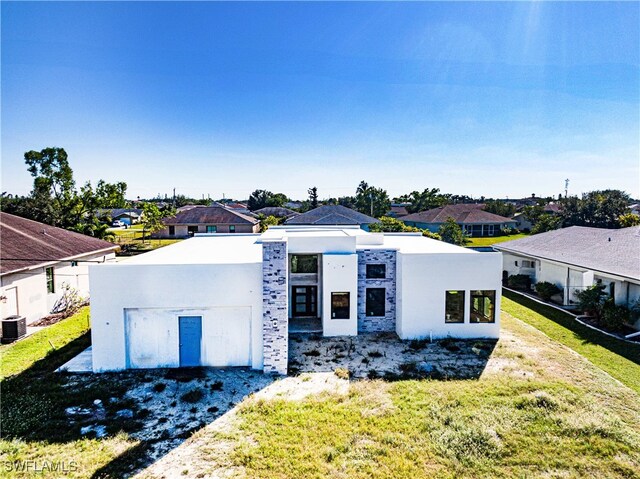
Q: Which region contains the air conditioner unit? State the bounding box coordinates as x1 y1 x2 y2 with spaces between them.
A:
1 315 27 343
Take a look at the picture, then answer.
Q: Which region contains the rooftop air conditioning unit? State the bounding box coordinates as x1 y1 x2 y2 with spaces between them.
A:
2 315 27 344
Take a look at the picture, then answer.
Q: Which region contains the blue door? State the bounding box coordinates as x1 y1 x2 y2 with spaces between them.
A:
179 316 202 367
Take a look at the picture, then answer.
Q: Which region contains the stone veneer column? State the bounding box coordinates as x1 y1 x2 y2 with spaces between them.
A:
262 240 288 374
357 249 397 333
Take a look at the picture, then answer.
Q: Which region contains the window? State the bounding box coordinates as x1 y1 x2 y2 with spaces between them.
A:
46 267 55 294
229 225 236 233
366 288 385 317
486 225 495 236
168 226 175 236
187 225 198 236
522 260 535 268
331 292 350 319
290 255 318 274
445 290 465 323
609 282 615 299
206 225 217 233
366 264 386 279
470 290 496 323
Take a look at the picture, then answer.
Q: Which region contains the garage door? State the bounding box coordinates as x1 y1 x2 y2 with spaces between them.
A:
125 307 252 369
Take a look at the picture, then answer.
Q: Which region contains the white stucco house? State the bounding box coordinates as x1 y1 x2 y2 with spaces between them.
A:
0 213 118 324
494 226 640 329
90 225 502 374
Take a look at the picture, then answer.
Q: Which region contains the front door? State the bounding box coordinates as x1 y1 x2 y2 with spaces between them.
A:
179 316 202 367
292 286 317 317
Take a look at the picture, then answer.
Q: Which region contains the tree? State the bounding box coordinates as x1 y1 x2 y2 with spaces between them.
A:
95 180 128 208
24 147 78 228
17 147 130 235
247 190 287 210
438 217 469 246
560 190 631 229
531 213 562 235
354 181 391 218
483 200 516 218
258 214 281 232
141 202 166 242
368 216 442 240
618 213 640 228
308 187 318 209
396 188 448 214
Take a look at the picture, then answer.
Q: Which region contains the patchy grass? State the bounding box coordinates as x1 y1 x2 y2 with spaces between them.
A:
193 314 640 479
0 307 91 380
0 311 147 477
466 233 528 247
502 290 640 394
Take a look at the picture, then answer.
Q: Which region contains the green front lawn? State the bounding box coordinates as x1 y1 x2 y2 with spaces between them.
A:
501 290 640 393
466 233 528 247
0 308 91 380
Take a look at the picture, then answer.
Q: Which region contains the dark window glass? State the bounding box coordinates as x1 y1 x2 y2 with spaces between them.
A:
470 290 496 323
445 291 465 323
331 292 350 319
229 225 236 233
290 255 318 274
46 267 55 294
187 225 198 236
366 264 386 279
366 288 385 317
168 226 175 236
206 225 217 233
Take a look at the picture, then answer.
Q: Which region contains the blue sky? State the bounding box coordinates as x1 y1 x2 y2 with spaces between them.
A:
2 1 639 201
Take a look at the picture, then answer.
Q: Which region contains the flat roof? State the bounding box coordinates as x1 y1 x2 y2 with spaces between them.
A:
117 228 478 266
120 235 263 265
361 234 478 255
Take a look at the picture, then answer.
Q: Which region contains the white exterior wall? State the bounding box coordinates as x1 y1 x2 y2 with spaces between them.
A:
90 262 263 372
396 252 502 339
321 254 358 336
1 251 115 324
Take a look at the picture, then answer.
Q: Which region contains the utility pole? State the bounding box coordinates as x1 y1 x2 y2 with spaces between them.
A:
172 188 176 207
564 179 569 198
369 193 374 217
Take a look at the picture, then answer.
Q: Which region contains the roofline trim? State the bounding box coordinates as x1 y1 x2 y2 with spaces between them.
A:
1 245 118 277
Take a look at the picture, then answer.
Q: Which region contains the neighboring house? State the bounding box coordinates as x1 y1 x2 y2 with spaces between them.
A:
99 208 144 226
494 226 640 329
387 203 410 218
90 225 502 374
284 205 380 231
284 201 303 210
253 207 299 219
511 202 562 231
0 213 118 324
401 204 517 237
154 206 260 237
629 204 640 216
225 202 252 215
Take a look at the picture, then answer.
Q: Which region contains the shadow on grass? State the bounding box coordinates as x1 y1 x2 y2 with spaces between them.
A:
1 336 275 478
503 289 640 365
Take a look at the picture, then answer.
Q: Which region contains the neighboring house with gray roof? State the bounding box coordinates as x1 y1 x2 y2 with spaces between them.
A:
494 226 640 329
401 204 516 237
284 205 380 230
154 206 259 238
253 207 299 219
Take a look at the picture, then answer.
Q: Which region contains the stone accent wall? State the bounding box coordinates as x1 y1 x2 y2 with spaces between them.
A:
357 249 397 333
262 241 288 374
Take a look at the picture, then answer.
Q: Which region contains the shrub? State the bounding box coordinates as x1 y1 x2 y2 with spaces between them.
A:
152 382 167 393
600 302 630 333
574 284 606 318
500 226 520 236
334 368 350 380
535 282 561 301
180 388 204 403
507 274 531 291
